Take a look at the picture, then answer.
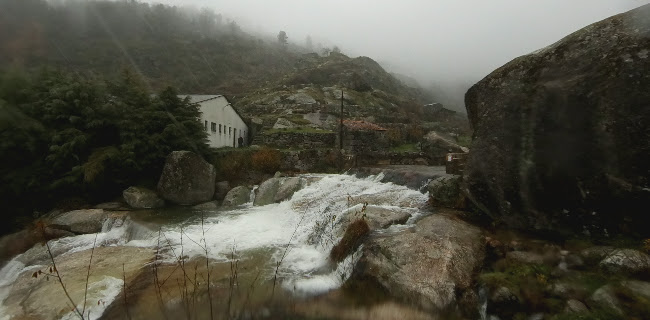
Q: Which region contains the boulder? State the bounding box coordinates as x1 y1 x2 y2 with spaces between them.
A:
192 201 219 210
421 131 467 160
122 186 164 209
621 280 650 300
287 92 317 104
564 299 589 313
353 212 484 311
580 246 615 265
253 178 281 206
274 177 304 202
222 186 251 207
2 246 154 320
463 5 650 234
157 151 216 205
489 286 521 318
214 181 231 201
427 175 464 209
588 285 622 315
49 209 107 234
599 249 650 275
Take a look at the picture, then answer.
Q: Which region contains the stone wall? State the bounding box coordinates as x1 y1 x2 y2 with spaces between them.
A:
343 130 388 153
261 131 336 149
353 151 442 167
280 149 340 172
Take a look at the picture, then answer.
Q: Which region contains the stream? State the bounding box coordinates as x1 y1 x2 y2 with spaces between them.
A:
0 173 430 319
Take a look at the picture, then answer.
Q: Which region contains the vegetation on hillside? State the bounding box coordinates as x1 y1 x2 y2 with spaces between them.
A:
0 67 209 233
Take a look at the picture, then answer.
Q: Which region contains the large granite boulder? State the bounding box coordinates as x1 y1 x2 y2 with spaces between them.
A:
49 209 107 234
353 211 484 311
253 178 281 206
214 181 231 201
427 175 464 209
157 151 216 205
122 186 164 209
274 177 304 202
222 186 251 207
254 177 306 206
464 5 650 234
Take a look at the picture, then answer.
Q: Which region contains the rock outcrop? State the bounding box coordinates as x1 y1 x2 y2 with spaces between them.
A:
254 177 305 206
157 151 216 205
427 175 464 209
122 186 164 209
49 209 107 234
464 5 650 234
222 186 251 207
353 211 484 311
2 246 154 320
599 249 650 275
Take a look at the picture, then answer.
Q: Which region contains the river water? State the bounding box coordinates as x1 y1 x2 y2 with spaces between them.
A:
0 173 429 319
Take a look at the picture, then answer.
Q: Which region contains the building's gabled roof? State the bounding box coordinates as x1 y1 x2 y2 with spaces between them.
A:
178 94 248 127
179 95 224 104
343 120 387 131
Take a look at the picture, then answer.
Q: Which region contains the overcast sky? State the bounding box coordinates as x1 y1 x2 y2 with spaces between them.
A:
148 0 649 107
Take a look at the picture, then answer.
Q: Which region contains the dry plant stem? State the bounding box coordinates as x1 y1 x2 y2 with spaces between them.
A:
226 244 239 319
272 212 307 296
81 234 98 318
45 240 84 319
153 229 170 320
122 263 132 320
201 212 215 320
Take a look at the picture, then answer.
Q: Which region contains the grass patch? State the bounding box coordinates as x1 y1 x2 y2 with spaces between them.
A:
390 143 418 153
456 134 472 148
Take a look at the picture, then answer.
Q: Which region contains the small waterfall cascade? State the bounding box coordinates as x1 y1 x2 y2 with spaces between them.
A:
0 173 428 319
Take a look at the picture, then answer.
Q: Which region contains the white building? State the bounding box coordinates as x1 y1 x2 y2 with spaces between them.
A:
180 95 248 148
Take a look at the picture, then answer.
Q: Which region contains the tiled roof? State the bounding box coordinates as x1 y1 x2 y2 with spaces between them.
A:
178 95 223 104
343 120 387 131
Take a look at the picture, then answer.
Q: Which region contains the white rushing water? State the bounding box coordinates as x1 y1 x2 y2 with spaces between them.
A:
0 173 428 318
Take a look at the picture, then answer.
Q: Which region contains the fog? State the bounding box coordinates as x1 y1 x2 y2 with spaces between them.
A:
151 0 648 108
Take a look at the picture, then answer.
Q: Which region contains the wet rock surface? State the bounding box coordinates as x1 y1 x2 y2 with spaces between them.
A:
2 246 154 320
464 4 650 234
354 211 484 311
222 186 251 207
49 209 107 234
123 186 165 209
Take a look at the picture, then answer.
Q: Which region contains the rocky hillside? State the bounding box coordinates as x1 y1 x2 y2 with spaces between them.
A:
464 4 650 236
0 0 458 126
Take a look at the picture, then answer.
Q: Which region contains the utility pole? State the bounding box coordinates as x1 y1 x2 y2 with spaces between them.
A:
339 90 344 150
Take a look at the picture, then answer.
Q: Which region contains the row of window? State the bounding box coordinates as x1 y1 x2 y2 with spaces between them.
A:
204 120 245 137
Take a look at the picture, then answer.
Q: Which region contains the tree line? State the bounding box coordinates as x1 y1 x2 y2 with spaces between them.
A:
0 67 210 234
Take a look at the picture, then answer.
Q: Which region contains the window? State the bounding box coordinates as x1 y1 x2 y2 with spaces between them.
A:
219 124 221 134
229 127 231 135
211 122 216 132
204 120 208 131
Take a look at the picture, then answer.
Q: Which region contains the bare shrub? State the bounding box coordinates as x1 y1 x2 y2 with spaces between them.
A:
251 148 282 173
